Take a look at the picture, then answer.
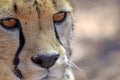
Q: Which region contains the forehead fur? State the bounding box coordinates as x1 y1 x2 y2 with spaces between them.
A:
52 0 72 11
0 0 13 12
0 0 72 12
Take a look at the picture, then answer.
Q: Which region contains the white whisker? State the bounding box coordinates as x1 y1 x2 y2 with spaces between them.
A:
67 61 88 80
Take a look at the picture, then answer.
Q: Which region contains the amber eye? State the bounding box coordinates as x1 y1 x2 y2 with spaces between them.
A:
0 18 17 29
53 12 66 23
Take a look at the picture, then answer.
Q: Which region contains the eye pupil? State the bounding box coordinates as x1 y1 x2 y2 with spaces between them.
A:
53 12 66 23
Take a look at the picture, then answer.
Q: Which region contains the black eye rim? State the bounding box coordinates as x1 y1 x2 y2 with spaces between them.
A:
0 18 18 29
53 12 67 24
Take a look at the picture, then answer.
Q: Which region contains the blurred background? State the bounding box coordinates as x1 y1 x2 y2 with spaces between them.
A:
70 0 120 80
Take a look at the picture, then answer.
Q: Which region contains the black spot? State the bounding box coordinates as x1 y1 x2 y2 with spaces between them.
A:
52 0 57 8
34 0 40 18
25 22 27 24
14 4 18 12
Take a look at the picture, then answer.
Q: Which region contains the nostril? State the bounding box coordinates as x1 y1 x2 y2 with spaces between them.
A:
52 54 59 61
31 57 43 65
31 54 59 68
55 57 58 61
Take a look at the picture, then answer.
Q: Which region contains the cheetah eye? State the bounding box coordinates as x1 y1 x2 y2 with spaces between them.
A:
53 12 67 23
0 18 17 29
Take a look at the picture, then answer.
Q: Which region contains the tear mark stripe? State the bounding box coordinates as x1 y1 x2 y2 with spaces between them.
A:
13 21 25 79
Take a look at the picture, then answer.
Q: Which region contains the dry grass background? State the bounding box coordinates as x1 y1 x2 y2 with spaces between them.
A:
70 0 120 80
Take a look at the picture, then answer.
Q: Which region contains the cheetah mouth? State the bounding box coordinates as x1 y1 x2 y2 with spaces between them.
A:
13 66 65 80
13 69 52 80
41 68 64 80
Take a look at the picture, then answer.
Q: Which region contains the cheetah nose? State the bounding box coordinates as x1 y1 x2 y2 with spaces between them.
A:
31 53 59 68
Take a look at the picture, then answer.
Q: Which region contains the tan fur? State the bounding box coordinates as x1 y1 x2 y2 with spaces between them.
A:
0 0 74 80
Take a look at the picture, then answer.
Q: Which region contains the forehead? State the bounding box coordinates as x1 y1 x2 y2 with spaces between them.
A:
0 0 72 18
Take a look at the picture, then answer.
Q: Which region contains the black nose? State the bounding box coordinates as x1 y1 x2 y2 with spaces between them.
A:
31 54 59 68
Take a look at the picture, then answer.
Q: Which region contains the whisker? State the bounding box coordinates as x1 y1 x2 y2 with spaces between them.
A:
67 61 88 80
